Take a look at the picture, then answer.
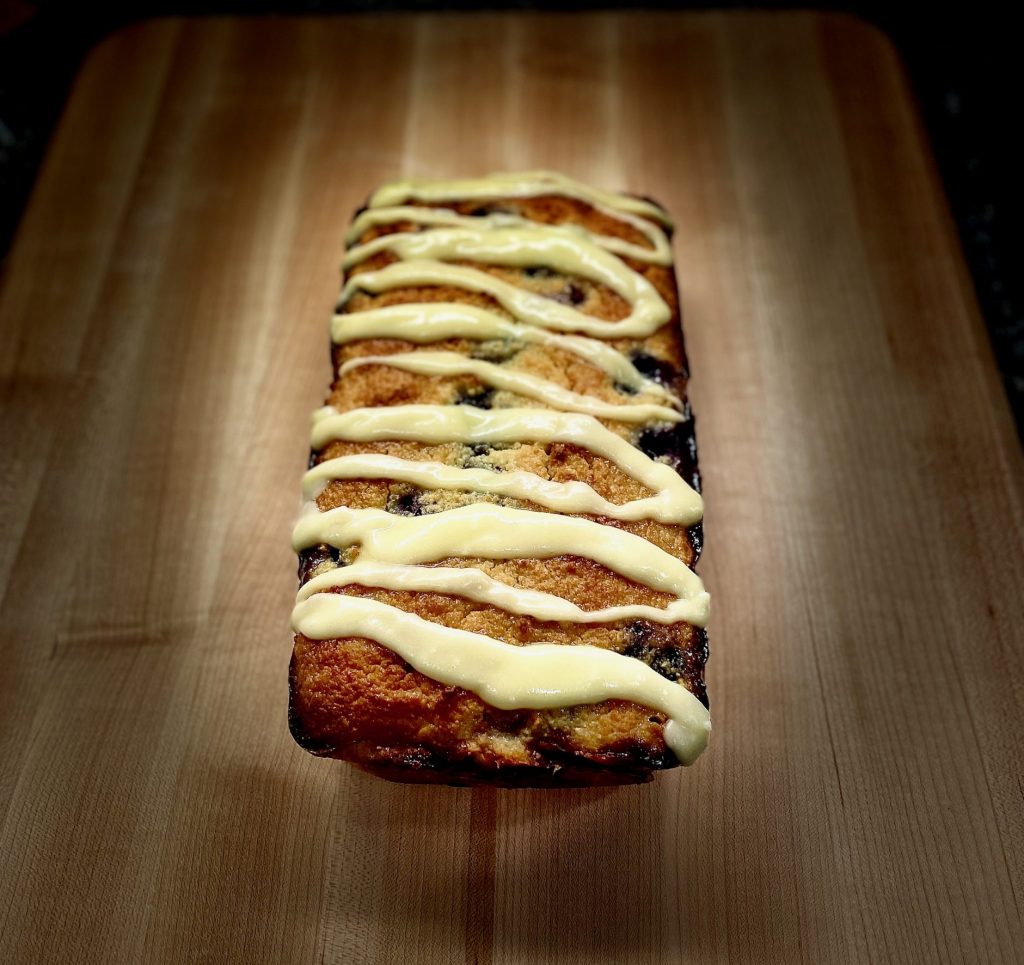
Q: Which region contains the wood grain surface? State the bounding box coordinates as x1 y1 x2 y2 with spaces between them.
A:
1 12 1022 964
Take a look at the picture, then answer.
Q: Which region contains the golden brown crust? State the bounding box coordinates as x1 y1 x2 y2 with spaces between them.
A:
289 190 706 787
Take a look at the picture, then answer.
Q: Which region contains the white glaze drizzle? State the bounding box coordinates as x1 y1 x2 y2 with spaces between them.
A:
305 453 671 521
330 303 680 401
346 204 673 264
294 173 709 765
292 503 708 618
307 405 702 525
296 561 705 627
367 170 674 228
341 226 671 339
338 351 681 424
292 595 709 765
341 262 665 342
339 260 667 340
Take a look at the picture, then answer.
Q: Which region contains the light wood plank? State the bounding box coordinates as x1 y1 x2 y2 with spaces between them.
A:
0 12 1021 965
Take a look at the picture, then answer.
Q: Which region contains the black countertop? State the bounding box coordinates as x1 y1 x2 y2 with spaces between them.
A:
2 1 1021 439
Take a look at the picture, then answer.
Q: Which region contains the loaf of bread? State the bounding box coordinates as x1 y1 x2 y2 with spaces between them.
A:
289 172 710 787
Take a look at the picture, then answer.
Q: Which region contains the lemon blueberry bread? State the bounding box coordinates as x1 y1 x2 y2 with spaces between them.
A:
289 172 711 787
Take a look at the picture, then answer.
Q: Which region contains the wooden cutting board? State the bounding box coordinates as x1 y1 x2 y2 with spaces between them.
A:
1 12 1021 964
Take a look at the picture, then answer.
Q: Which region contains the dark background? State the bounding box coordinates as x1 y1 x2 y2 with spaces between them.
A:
1 1 1020 438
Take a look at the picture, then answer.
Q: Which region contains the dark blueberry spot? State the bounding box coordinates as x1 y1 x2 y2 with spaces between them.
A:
391 491 423 516
623 622 708 709
470 203 515 217
454 386 495 409
687 522 704 561
635 409 699 489
613 380 639 396
629 351 680 388
623 620 654 656
471 443 492 458
689 629 710 708
297 544 341 583
524 265 554 278
650 646 690 680
551 282 586 306
623 621 690 681
692 627 709 665
297 549 321 583
308 450 319 470
635 424 675 462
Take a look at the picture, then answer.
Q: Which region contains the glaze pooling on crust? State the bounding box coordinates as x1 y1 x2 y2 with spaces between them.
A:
292 172 710 770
